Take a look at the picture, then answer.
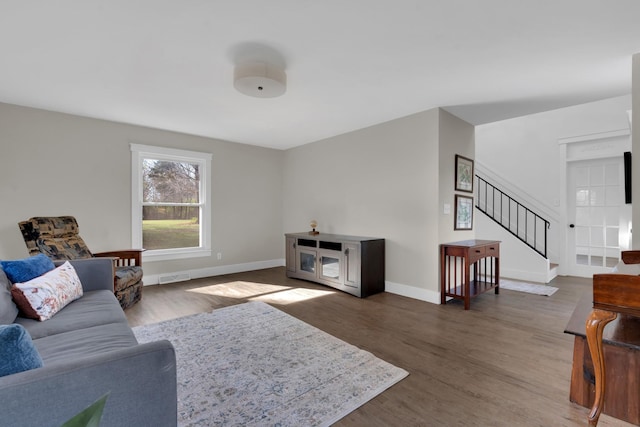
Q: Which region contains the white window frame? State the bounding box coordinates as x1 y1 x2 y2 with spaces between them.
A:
131 143 212 262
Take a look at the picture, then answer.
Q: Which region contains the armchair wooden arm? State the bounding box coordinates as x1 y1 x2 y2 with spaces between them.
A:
94 249 145 267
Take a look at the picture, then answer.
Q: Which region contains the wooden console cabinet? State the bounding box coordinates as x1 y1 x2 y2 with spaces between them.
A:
440 240 500 310
565 291 640 426
285 232 385 298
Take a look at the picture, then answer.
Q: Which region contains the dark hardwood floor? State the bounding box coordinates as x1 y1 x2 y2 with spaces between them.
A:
125 268 632 426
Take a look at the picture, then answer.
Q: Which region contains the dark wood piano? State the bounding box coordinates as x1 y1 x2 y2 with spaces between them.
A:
585 250 640 426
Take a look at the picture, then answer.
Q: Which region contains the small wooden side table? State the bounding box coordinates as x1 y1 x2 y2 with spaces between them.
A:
440 240 500 310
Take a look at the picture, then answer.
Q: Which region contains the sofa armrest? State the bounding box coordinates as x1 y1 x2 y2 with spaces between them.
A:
54 258 114 292
0 340 177 427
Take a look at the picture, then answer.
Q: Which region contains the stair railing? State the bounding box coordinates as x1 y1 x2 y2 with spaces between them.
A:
475 175 550 258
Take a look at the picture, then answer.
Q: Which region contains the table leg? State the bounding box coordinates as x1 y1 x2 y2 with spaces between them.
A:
464 259 470 310
585 308 617 427
494 256 500 294
440 248 446 305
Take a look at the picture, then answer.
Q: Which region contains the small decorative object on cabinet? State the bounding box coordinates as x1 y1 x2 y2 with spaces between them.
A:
285 232 385 298
309 220 319 235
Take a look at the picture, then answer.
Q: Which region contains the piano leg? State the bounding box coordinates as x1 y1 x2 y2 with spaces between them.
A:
585 308 617 427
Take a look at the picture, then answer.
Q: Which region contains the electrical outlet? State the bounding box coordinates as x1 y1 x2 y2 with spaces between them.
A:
217 252 222 260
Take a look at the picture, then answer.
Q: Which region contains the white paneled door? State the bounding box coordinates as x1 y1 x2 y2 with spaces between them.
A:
567 157 631 277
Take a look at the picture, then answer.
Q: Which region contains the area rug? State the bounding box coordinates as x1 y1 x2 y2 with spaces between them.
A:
499 279 559 296
132 301 408 426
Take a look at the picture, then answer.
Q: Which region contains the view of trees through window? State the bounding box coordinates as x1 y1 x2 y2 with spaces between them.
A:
142 159 201 250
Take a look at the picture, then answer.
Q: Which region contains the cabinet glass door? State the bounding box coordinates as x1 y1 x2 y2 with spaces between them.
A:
299 250 316 275
320 255 340 280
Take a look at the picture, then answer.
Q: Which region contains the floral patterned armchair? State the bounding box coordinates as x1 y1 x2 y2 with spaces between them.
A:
18 216 143 309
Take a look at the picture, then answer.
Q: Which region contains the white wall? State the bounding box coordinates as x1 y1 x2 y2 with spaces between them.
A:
283 108 474 302
633 53 640 248
0 103 285 280
475 95 632 276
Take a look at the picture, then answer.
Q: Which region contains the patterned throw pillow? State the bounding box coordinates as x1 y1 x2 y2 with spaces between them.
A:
0 324 43 377
11 261 83 321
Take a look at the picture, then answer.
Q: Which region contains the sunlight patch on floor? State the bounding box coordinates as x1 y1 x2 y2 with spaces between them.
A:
187 281 335 304
250 287 335 304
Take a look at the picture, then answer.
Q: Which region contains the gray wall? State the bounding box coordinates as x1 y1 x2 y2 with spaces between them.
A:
1 101 475 301
0 102 284 279
283 108 474 301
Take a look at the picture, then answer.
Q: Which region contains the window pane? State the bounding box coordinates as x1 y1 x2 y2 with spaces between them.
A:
606 227 619 247
589 187 605 206
142 206 200 250
605 163 618 185
590 226 604 247
143 159 200 203
575 189 589 206
575 226 589 246
590 165 604 186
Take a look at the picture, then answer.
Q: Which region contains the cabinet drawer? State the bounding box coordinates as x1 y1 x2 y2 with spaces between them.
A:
444 246 468 257
468 246 486 263
485 244 500 258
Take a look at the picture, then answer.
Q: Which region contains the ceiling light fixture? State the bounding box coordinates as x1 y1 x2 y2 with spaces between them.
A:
234 62 286 98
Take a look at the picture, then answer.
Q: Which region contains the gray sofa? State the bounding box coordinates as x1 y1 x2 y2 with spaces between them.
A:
0 258 177 427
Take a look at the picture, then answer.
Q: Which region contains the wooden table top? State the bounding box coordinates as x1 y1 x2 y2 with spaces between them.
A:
441 239 501 248
565 291 640 351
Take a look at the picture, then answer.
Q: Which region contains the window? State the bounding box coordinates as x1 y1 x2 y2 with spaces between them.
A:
131 144 212 261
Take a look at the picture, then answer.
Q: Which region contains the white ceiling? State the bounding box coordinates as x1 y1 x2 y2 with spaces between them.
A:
1 1 639 150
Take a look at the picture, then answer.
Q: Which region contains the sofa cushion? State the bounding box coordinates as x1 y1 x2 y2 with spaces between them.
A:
0 324 43 377
0 269 18 324
0 254 55 283
115 266 143 292
11 261 83 321
117 281 143 310
34 322 137 365
15 290 127 339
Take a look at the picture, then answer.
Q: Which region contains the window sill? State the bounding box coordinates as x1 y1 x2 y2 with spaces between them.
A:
142 248 212 262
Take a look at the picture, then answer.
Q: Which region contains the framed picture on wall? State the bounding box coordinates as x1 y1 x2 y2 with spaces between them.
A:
455 194 473 230
455 154 474 193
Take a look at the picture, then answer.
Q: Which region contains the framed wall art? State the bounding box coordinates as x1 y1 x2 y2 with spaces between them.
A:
454 194 473 230
455 154 474 193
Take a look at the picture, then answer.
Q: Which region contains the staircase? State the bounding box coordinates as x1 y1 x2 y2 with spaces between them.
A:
475 175 557 283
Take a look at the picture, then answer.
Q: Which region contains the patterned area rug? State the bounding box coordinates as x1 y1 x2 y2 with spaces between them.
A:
499 279 559 296
133 301 408 426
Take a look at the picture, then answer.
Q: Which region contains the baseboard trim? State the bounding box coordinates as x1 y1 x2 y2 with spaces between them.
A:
145 262 443 306
144 258 286 286
385 281 440 305
500 268 550 284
